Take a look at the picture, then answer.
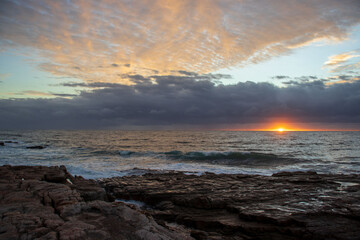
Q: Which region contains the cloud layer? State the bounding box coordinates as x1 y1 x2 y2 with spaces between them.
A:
1 0 360 83
1 76 360 129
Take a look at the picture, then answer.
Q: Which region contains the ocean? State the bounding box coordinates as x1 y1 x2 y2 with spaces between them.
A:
1 130 359 179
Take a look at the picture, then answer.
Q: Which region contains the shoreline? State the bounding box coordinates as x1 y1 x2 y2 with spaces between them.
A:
1 165 360 239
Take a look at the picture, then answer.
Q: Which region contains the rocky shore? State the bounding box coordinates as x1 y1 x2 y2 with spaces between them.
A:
1 165 360 239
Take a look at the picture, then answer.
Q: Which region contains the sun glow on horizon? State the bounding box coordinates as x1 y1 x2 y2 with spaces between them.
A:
226 120 342 131
226 121 360 131
263 122 297 132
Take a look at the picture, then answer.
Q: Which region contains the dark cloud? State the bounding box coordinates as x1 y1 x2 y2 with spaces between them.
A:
283 74 360 87
282 79 329 88
272 75 290 80
125 74 152 84
282 80 299 85
61 72 233 87
51 93 77 97
145 74 232 84
60 82 88 88
347 71 359 74
60 82 123 88
294 76 317 82
1 76 360 129
173 71 198 76
273 75 318 81
337 75 353 81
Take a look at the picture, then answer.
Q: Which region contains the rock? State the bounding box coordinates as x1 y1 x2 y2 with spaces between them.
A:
100 171 360 240
26 145 45 149
3 165 359 239
0 142 4 146
0 165 192 240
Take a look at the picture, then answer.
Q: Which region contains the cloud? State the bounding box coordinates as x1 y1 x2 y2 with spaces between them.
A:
60 82 120 88
325 74 360 85
272 76 290 80
61 71 232 86
324 53 359 66
281 74 360 86
1 76 360 129
323 50 360 72
50 93 78 97
1 0 360 83
2 90 76 98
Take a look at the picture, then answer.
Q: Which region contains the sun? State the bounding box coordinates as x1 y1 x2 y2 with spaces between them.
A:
277 128 284 132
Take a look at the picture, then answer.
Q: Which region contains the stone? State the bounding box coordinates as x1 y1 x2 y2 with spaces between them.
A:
100 170 360 240
0 165 192 240
3 164 359 239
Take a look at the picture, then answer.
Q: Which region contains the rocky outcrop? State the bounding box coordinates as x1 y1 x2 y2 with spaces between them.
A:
2 165 359 240
0 165 192 240
100 171 360 240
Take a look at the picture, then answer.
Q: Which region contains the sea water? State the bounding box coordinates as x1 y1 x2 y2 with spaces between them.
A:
0 130 359 179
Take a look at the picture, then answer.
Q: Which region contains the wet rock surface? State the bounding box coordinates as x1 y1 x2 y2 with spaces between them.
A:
100 171 360 240
0 165 192 240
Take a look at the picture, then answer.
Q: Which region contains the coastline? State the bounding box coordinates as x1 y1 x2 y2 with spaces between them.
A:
1 165 359 239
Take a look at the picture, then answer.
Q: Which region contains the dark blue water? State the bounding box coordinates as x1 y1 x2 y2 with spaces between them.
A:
1 130 359 178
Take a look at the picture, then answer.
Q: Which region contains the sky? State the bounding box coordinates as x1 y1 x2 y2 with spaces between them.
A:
0 0 360 130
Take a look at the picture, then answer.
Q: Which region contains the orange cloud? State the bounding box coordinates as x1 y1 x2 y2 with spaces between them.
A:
323 51 360 72
324 51 359 65
325 75 360 85
1 91 52 98
1 0 360 83
1 90 75 99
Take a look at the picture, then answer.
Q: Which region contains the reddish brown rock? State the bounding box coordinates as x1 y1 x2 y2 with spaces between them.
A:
0 165 192 240
100 171 360 240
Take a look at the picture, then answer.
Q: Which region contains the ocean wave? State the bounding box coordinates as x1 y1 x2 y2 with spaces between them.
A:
89 150 135 156
80 148 301 167
119 150 135 156
162 150 297 166
0 133 23 137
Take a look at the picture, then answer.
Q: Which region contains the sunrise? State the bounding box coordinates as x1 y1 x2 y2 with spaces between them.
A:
1 0 360 239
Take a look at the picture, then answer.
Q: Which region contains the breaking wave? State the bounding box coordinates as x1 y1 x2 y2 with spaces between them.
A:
162 151 300 166
86 149 302 166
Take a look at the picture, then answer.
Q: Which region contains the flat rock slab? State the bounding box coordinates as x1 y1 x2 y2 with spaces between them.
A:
100 171 360 240
0 165 192 240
